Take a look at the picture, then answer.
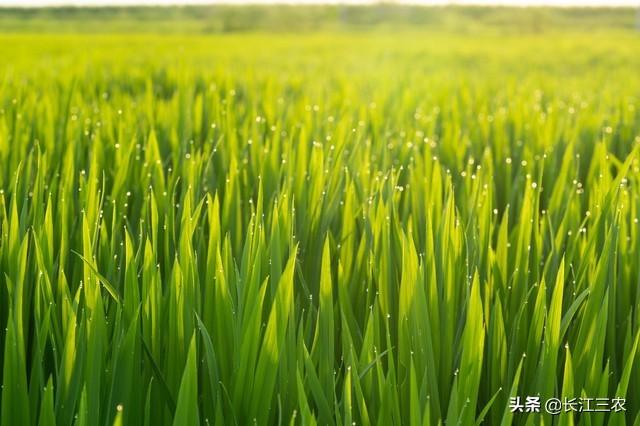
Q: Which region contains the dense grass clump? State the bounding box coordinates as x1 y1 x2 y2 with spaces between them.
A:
1 7 640 425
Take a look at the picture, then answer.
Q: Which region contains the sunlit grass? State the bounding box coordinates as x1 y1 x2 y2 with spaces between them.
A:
0 17 640 425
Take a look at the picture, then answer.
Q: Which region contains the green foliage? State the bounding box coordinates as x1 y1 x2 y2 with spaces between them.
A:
0 5 636 34
0 7 639 425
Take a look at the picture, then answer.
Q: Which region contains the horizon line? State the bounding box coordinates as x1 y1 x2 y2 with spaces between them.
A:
1 1 639 9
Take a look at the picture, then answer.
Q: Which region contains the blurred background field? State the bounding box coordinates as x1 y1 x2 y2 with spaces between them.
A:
0 4 638 33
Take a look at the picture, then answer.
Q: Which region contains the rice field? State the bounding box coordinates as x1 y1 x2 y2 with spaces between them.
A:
1 6 640 425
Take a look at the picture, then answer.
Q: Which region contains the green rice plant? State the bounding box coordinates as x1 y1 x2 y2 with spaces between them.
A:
0 6 639 425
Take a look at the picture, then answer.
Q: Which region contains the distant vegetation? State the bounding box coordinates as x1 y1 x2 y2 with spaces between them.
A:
0 5 637 33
